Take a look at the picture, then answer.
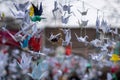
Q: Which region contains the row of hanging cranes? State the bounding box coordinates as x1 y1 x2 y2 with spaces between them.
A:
48 0 120 64
0 0 120 65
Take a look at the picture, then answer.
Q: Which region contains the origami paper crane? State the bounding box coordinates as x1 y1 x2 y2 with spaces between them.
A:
31 2 43 16
19 35 31 49
48 33 61 43
90 39 102 47
29 5 34 17
109 27 118 35
9 8 31 24
13 1 30 12
30 16 46 22
28 61 48 80
101 43 109 51
23 10 31 24
110 54 120 62
0 29 20 47
61 12 71 24
60 28 71 46
96 16 100 32
2 25 33 49
9 8 25 19
81 20 89 26
1 26 24 42
18 53 32 70
100 19 110 33
17 23 36 37
29 36 42 52
1 23 35 43
59 3 72 14
77 9 88 16
89 53 105 61
75 33 89 44
0 51 8 77
9 59 17 72
52 1 60 18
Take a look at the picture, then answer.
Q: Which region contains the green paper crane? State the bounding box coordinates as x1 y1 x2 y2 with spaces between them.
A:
30 16 46 22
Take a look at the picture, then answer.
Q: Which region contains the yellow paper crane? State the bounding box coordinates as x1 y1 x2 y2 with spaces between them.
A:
110 54 120 62
29 6 34 17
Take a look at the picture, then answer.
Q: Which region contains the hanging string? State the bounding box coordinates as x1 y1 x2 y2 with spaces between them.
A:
82 1 85 11
78 20 83 36
77 0 106 13
82 1 87 36
96 9 100 39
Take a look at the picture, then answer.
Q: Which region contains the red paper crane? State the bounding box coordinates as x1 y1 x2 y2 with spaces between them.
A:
29 36 42 52
65 44 72 56
0 30 20 47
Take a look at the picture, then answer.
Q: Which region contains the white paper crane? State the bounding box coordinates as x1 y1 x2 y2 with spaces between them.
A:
89 53 105 61
9 8 31 24
60 28 71 46
13 1 30 12
101 44 109 51
48 33 61 43
109 27 118 35
77 1 88 16
90 39 102 47
17 53 32 70
9 8 25 19
75 33 89 45
0 51 8 76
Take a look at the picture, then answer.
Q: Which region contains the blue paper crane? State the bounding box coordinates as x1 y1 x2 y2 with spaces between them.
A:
19 35 31 49
28 61 48 80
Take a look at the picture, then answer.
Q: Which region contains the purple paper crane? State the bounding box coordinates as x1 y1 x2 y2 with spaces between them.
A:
59 3 73 14
52 1 60 18
61 12 71 24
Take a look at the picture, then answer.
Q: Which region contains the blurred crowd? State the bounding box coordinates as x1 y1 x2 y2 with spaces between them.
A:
0 45 120 80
